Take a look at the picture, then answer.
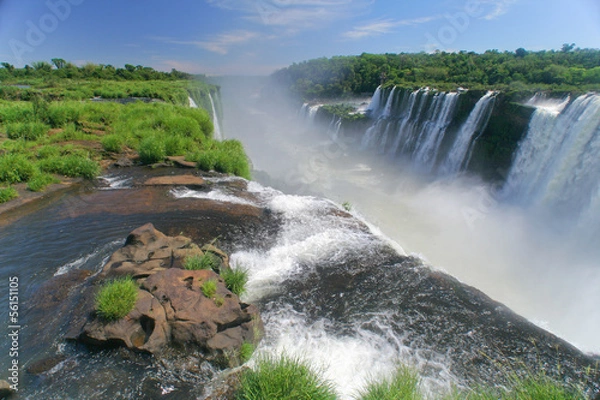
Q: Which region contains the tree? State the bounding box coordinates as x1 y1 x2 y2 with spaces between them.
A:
561 43 576 53
1 62 15 75
51 58 67 69
515 48 527 58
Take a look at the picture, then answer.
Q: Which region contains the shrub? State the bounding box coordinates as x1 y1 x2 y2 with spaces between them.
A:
95 277 138 321
164 134 193 156
236 354 337 400
0 154 36 183
6 122 49 140
184 252 220 271
138 135 165 164
357 366 422 400
221 266 249 296
27 173 59 192
36 144 61 159
201 279 217 298
0 186 18 203
101 134 123 153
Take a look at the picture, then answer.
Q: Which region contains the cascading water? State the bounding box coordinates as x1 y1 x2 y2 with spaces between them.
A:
188 96 198 108
208 91 223 140
502 93 600 228
439 91 496 175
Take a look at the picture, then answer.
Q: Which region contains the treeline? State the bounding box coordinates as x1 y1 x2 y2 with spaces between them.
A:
0 58 194 81
272 46 600 99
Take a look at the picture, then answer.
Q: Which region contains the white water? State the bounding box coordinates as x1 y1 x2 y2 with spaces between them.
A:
503 93 600 224
440 91 496 174
208 92 223 140
218 80 600 397
172 182 456 397
188 96 198 108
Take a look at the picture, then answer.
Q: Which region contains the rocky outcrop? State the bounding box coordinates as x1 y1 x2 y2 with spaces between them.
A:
68 223 262 366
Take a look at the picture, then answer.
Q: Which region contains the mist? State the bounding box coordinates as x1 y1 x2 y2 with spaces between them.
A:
216 76 600 354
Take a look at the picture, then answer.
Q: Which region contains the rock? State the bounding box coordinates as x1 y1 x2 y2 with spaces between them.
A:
71 225 263 365
167 156 198 168
0 380 15 398
144 175 205 187
113 157 133 167
26 355 67 375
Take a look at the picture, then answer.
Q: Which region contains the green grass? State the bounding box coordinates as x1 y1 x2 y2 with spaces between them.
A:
0 153 36 183
6 121 49 140
37 154 100 179
27 172 59 192
201 279 217 298
101 134 123 153
239 342 255 364
222 265 249 296
357 366 422 400
236 354 337 400
186 139 251 180
138 135 166 164
184 252 220 271
95 277 138 321
0 186 18 203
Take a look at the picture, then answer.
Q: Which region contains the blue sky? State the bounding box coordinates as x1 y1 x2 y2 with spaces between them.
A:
0 0 599 75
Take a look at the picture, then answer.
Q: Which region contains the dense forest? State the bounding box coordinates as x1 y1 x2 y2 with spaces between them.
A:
271 46 600 99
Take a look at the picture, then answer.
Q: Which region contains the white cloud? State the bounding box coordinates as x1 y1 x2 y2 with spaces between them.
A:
342 15 441 39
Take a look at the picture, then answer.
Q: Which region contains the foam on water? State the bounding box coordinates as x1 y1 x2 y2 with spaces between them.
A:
170 187 256 206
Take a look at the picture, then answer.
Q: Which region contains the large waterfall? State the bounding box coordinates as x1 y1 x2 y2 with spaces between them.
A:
357 87 496 174
502 93 600 229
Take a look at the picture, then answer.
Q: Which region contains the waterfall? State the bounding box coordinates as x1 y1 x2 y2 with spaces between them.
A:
366 85 383 118
208 92 223 140
188 96 198 108
439 91 496 175
503 93 600 222
412 92 459 172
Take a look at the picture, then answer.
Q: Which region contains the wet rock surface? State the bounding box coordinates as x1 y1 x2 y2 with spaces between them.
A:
66 223 263 364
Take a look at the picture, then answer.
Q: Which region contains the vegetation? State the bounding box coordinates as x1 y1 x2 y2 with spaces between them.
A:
201 279 217 298
235 354 337 400
95 277 138 321
0 62 251 203
184 252 220 271
272 46 600 99
357 365 421 400
233 357 591 400
239 342 255 364
221 265 249 296
0 186 18 203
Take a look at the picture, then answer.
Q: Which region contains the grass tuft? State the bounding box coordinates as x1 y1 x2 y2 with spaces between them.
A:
239 342 255 364
184 252 220 271
0 186 18 203
95 277 138 321
201 279 217 298
236 354 337 400
0 154 36 183
357 365 422 400
221 265 249 296
27 172 59 192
